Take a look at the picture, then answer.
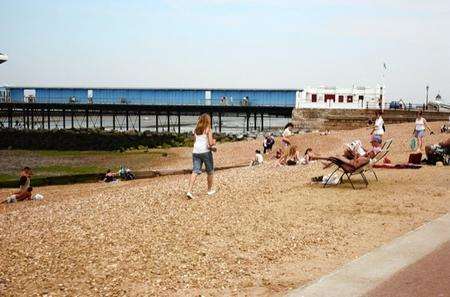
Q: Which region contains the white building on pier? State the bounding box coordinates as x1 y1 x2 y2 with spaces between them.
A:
296 85 384 109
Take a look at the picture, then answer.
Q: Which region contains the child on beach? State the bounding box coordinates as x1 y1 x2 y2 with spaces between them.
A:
263 133 275 154
299 148 317 165
3 167 33 203
104 169 117 183
250 150 264 166
187 113 216 199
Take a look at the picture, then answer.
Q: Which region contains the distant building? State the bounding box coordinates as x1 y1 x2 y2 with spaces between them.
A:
296 86 384 109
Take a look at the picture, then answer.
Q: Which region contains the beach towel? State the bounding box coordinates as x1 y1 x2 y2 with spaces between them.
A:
373 163 421 169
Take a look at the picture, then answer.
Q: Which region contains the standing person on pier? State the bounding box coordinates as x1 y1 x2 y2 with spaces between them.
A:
413 111 434 152
186 114 216 199
370 110 384 143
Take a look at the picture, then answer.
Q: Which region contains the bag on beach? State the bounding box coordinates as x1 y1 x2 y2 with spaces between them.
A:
321 174 340 185
408 152 422 165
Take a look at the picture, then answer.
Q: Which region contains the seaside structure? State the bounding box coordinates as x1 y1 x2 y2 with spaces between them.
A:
1 85 385 109
1 86 297 107
296 86 384 109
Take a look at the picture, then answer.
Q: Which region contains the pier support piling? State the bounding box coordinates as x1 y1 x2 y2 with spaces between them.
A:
47 108 50 130
62 108 66 129
261 113 264 131
246 114 250 131
85 107 89 129
31 108 34 129
167 112 170 132
138 111 141 132
99 109 102 129
22 109 26 129
177 111 181 134
8 106 12 128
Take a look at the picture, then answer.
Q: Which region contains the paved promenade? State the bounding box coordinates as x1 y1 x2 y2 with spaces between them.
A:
366 241 450 297
287 213 450 297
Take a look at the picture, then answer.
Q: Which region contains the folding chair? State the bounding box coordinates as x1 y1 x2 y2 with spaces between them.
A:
323 157 371 189
365 138 393 181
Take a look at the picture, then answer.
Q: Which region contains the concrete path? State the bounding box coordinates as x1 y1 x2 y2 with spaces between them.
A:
286 213 450 297
365 241 450 297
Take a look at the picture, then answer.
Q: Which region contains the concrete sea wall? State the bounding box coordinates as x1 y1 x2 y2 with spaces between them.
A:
292 108 450 131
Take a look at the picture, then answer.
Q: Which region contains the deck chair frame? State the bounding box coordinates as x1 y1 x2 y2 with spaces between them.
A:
323 139 393 189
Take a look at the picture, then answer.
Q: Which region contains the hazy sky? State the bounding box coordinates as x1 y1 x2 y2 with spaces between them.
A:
1 0 449 103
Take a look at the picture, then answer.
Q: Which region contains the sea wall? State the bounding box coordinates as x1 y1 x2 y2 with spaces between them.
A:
292 108 450 131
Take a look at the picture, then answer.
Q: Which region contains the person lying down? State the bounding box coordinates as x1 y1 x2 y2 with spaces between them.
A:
319 137 381 169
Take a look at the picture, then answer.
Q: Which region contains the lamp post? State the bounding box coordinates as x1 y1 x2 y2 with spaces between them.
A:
426 85 429 106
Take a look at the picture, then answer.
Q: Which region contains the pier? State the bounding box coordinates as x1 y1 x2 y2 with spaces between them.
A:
0 102 293 133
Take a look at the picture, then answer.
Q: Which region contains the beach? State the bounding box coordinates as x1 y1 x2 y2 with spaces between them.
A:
1 122 449 296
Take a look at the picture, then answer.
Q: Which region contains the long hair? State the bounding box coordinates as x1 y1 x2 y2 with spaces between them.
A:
195 113 211 135
284 123 294 129
286 145 298 158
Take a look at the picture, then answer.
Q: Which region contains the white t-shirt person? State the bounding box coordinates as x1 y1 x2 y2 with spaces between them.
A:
374 116 384 136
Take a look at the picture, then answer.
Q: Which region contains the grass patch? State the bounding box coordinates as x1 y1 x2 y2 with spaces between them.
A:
34 165 107 175
0 165 107 188
35 149 170 158
0 173 17 183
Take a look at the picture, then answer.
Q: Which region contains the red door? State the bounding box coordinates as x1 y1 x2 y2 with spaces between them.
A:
325 94 335 102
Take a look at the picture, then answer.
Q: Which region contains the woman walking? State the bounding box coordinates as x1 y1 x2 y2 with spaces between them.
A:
413 111 433 152
187 114 216 199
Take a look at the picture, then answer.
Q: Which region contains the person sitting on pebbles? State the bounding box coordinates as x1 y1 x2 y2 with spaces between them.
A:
299 148 318 165
279 145 300 166
250 149 264 166
3 167 34 203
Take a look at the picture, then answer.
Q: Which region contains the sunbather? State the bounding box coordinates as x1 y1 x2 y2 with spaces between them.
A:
299 148 318 165
104 169 117 183
320 138 380 169
343 137 381 160
279 145 300 165
425 138 450 165
3 167 33 203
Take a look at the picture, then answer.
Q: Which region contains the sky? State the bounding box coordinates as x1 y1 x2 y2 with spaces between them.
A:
1 0 449 103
